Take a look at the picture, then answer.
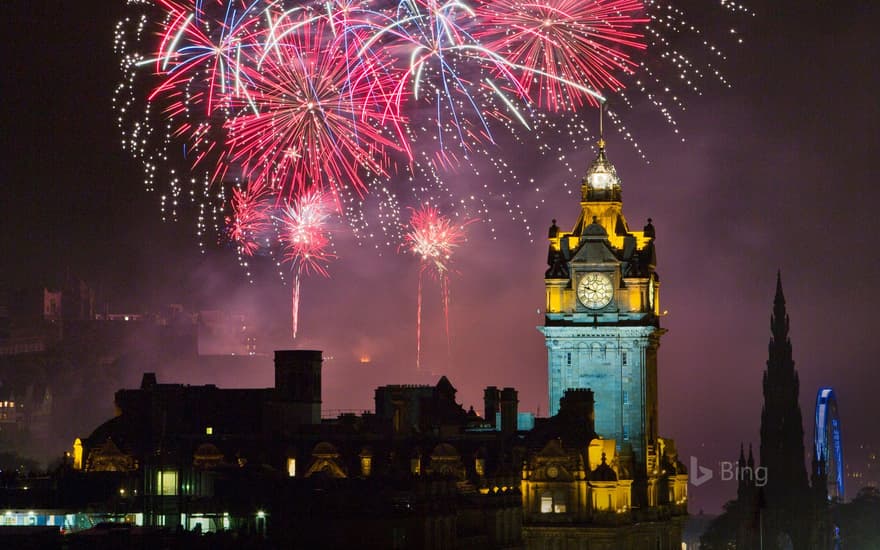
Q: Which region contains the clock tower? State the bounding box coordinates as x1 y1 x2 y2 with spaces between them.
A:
538 139 662 473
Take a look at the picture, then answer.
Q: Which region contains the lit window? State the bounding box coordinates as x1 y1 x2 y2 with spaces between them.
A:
287 458 296 477
205 426 213 435
156 470 178 496
540 495 567 514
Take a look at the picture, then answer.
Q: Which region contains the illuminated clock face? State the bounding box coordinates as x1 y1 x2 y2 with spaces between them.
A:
648 277 655 310
577 272 614 309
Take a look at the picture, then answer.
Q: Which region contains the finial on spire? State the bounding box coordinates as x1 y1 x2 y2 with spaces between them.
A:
775 270 785 304
771 270 790 344
598 100 606 151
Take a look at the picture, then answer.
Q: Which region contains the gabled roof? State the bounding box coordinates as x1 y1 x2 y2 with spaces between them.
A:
569 238 620 265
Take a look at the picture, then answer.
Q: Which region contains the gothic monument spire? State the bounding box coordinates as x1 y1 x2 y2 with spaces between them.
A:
757 271 811 547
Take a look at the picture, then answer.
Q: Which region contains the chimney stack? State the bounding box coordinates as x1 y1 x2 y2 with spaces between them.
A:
484 386 500 427
500 387 518 435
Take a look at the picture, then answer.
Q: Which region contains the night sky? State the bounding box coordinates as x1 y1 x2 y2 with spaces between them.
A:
2 1 878 513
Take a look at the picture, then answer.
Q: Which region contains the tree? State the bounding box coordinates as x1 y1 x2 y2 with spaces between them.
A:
700 500 739 550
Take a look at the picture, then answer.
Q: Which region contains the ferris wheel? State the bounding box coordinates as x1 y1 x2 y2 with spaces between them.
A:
814 387 845 501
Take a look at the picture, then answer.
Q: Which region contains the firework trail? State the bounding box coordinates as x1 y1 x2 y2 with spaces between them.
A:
279 190 335 338
404 205 471 370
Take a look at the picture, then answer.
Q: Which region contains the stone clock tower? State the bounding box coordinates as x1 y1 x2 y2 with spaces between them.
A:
538 139 662 472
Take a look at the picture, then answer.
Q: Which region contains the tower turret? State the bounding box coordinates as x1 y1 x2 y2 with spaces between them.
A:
272 350 322 427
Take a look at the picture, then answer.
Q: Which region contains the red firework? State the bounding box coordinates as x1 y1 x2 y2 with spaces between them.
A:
404 205 472 370
280 190 335 338
225 185 271 256
224 15 407 201
474 0 648 110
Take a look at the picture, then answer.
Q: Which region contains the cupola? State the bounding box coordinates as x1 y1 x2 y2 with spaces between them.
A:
581 139 622 202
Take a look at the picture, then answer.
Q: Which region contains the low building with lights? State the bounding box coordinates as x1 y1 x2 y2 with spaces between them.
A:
33 339 686 549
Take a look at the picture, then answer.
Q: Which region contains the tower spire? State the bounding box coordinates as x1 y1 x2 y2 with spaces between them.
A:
772 270 790 344
598 99 606 151
759 271 809 533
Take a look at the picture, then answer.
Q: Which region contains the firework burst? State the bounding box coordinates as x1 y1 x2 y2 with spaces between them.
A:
149 0 265 113
225 15 407 201
226 184 271 257
404 205 472 370
474 0 647 111
279 189 336 338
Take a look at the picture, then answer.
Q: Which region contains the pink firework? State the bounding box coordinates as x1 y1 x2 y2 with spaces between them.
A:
224 15 407 201
474 0 648 111
279 190 335 338
404 205 472 370
225 185 271 256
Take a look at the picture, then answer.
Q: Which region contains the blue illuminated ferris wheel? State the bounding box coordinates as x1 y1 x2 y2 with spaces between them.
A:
814 387 845 501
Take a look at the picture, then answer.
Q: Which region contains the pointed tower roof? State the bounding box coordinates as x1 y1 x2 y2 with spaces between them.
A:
772 270 790 345
760 271 809 504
